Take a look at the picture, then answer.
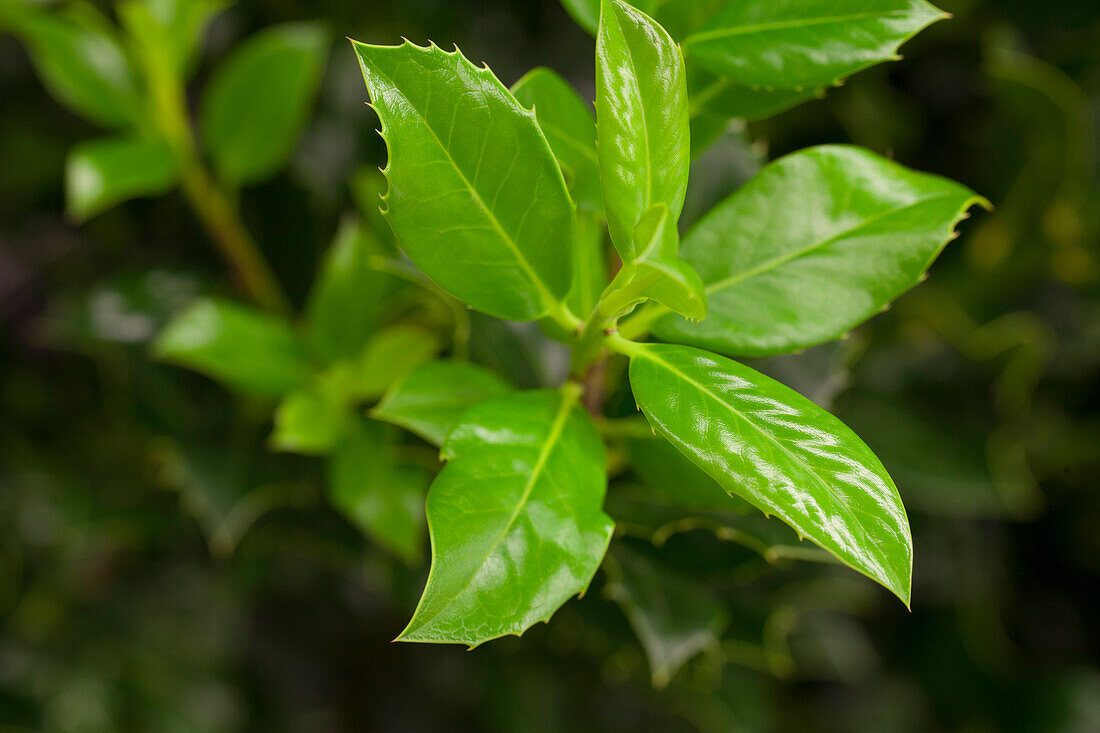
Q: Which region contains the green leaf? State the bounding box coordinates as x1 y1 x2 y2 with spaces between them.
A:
64 135 179 221
1 3 141 127
372 360 513 447
153 297 312 397
596 0 690 261
623 433 750 512
622 341 912 604
569 211 607 318
117 0 225 84
599 204 706 322
200 22 329 185
270 389 349 455
353 40 575 322
398 389 614 646
328 419 429 563
317 325 442 404
560 0 660 35
511 67 602 215
304 218 401 363
688 67 820 122
638 145 986 355
682 0 948 90
605 545 728 688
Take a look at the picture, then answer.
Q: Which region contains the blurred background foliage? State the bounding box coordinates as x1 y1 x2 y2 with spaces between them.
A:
1 0 1099 730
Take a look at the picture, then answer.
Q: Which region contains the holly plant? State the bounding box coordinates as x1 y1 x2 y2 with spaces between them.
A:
3 0 988 685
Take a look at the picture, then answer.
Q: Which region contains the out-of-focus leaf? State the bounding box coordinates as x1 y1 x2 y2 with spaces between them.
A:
398 389 613 645
0 3 141 127
596 0 690 261
599 204 706 322
318 325 442 404
328 419 429 563
152 298 312 397
117 0 225 83
372 360 513 447
270 389 349 456
304 218 402 363
64 135 179 221
682 0 947 90
606 545 728 687
632 146 986 355
622 341 912 604
200 22 329 185
353 40 575 321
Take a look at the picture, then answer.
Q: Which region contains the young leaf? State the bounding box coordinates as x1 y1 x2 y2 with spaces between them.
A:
622 341 913 604
270 389 349 455
0 3 141 128
153 298 312 397
599 204 706 322
317 325 442 404
682 0 948 90
304 218 401 363
511 68 602 214
371 360 513 447
353 41 575 321
605 546 728 688
328 419 429 563
636 145 987 355
596 0 690 261
65 136 179 221
398 389 614 646
200 22 329 186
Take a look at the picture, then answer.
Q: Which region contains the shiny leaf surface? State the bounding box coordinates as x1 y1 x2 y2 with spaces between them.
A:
623 341 912 603
328 419 429 563
642 145 986 355
372 360 513 446
153 298 311 397
599 204 706 321
353 40 575 321
682 0 947 90
606 545 728 687
511 67 602 214
399 389 613 645
596 0 690 261
64 136 179 221
201 22 329 185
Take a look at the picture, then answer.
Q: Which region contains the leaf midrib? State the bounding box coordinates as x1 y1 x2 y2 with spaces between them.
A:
364 54 560 311
634 346 896 577
402 391 578 637
684 9 926 46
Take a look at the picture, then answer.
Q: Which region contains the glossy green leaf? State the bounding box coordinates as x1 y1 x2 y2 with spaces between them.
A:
622 341 912 603
328 419 429 563
682 0 947 90
639 145 986 355
606 545 728 687
372 360 513 447
153 298 311 397
201 22 329 185
569 211 607 317
398 389 614 646
64 136 179 221
599 204 706 322
270 389 349 455
318 325 442 404
689 67 820 122
353 40 575 321
596 0 690 261
511 67 602 214
560 0 660 35
0 3 141 127
304 218 402 363
623 433 750 512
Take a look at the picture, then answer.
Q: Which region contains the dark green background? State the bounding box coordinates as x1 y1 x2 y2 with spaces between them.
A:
2 0 1098 730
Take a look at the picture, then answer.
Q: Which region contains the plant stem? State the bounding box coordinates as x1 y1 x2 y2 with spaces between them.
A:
178 161 292 316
